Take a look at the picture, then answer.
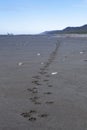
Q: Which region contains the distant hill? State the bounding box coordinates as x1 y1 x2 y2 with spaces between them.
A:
43 24 87 34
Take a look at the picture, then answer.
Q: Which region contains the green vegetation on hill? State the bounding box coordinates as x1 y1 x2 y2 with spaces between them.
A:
43 24 87 34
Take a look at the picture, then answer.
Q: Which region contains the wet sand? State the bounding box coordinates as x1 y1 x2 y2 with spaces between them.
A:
0 35 87 129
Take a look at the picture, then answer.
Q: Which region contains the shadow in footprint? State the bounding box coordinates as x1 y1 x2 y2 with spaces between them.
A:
48 85 53 87
32 90 38 94
38 71 47 75
21 112 31 118
45 101 54 104
34 101 42 105
30 96 41 105
32 80 41 85
32 75 40 79
30 96 40 101
43 79 49 82
21 110 37 118
38 113 48 118
29 110 37 114
27 88 38 93
44 92 52 95
28 117 37 121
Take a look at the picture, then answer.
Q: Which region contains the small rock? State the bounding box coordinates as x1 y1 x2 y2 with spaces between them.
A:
18 62 23 66
51 72 58 75
37 53 40 56
80 51 84 54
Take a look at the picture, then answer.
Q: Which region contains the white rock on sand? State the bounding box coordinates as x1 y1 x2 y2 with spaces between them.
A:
37 53 41 56
18 62 23 66
51 72 58 75
80 51 84 54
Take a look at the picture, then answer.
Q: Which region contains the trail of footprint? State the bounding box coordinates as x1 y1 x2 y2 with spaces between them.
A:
21 40 60 121
39 41 60 73
21 110 49 122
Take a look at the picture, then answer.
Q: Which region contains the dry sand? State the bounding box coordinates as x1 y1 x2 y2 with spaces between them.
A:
0 35 87 130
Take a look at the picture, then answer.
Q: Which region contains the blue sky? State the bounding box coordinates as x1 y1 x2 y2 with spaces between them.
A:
0 0 87 34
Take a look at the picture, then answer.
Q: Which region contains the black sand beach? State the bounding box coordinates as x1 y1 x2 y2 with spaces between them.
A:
0 35 87 130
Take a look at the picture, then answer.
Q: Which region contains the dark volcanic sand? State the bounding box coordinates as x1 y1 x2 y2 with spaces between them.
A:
0 35 87 130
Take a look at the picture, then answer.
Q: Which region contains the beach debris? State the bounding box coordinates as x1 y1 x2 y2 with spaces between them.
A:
37 53 41 56
80 51 84 54
18 62 23 66
51 72 58 75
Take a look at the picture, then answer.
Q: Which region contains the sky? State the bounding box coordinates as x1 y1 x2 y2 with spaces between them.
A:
0 0 87 34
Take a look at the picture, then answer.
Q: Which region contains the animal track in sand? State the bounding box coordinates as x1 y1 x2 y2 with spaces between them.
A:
32 80 41 85
21 112 31 118
44 92 52 95
21 110 49 121
22 41 60 121
38 71 47 75
28 117 37 121
45 101 54 104
21 110 37 118
29 110 37 114
40 42 60 71
38 113 49 118
48 85 53 87
43 79 49 82
30 96 40 101
21 112 37 121
32 90 38 94
27 88 38 93
32 75 40 79
29 96 42 105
